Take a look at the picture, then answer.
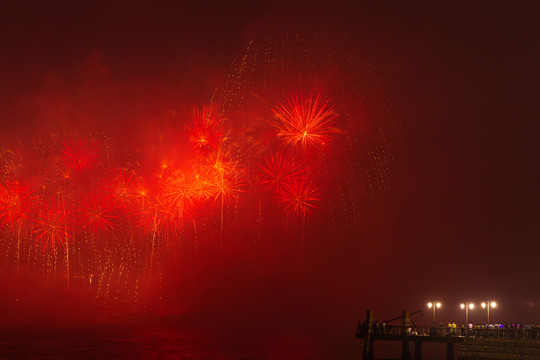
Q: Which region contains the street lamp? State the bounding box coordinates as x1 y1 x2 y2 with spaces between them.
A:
481 301 496 324
427 301 442 323
460 302 475 324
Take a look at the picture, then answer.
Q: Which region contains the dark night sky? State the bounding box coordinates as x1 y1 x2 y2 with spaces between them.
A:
1 2 539 325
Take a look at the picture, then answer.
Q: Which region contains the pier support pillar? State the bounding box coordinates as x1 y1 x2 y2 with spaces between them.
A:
402 340 411 360
446 342 454 360
401 311 411 360
414 340 422 360
362 309 375 360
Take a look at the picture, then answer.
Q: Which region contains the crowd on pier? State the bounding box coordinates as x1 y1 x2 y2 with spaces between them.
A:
358 321 540 340
427 322 540 339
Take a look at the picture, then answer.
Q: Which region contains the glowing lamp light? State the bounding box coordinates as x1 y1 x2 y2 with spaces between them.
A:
460 302 474 323
427 301 442 322
482 301 497 323
428 301 442 309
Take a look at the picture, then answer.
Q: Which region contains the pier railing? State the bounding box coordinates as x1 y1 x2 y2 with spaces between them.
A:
357 324 540 340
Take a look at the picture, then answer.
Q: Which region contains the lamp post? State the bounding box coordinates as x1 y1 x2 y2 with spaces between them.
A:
427 301 442 323
481 301 496 324
460 302 474 324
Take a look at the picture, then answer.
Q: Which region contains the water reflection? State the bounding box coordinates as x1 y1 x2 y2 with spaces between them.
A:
0 325 362 359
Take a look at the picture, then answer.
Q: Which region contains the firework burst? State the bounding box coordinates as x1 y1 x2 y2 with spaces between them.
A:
273 93 338 148
33 199 72 252
207 151 245 205
279 178 320 218
78 194 116 233
259 151 304 197
137 195 183 237
188 105 225 152
0 179 34 228
104 171 137 211
163 170 195 211
62 139 101 172
186 166 216 201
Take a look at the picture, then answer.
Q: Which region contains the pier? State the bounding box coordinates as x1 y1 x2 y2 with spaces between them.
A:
356 309 540 360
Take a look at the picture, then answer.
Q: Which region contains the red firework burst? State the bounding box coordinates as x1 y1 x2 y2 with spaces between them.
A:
279 178 320 218
163 170 195 210
78 195 116 233
188 105 224 151
207 152 244 205
103 171 136 211
62 139 101 171
259 151 304 196
212 170 243 205
54 160 73 182
272 93 338 148
192 172 215 201
136 196 183 237
0 180 34 228
33 200 72 252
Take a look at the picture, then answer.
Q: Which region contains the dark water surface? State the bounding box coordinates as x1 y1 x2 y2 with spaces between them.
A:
0 324 365 359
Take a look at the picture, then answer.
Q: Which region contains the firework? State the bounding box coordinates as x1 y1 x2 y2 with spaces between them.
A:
163 170 195 211
134 183 150 207
78 194 116 233
205 149 245 206
209 165 244 205
0 179 35 274
259 151 304 197
279 178 320 218
0 179 34 228
279 177 320 266
0 32 397 314
136 193 183 239
56 162 72 182
62 139 101 172
33 199 72 252
188 105 224 152
272 93 338 148
186 166 215 200
152 198 183 236
104 170 137 211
